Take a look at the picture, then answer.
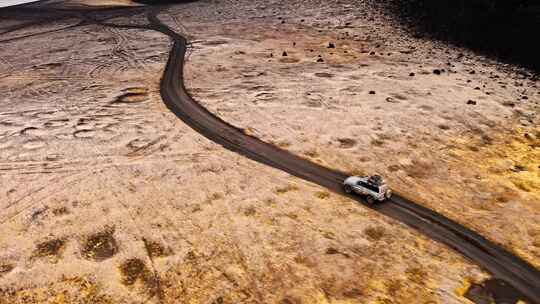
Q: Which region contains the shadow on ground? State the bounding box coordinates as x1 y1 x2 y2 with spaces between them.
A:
388 0 540 73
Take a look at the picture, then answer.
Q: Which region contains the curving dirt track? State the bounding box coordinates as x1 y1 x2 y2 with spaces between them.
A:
147 10 540 304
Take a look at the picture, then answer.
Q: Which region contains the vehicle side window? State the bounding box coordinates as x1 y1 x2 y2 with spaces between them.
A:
358 181 379 193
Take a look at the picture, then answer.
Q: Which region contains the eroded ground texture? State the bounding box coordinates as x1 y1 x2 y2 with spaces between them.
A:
0 0 539 303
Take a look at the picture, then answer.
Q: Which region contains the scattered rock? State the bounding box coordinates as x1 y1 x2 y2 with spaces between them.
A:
467 100 477 105
409 72 415 77
212 297 225 304
369 90 376 95
326 247 340 255
386 97 398 103
511 165 527 172
502 101 515 107
327 42 335 48
20 127 38 136
316 58 324 63
433 69 441 75
438 124 450 130
282 51 288 57
524 133 537 141
314 72 333 78
45 154 60 161
369 51 375 55
388 164 401 172
112 91 148 104
337 138 357 148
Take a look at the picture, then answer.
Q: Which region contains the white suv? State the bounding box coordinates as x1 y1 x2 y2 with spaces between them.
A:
343 175 392 203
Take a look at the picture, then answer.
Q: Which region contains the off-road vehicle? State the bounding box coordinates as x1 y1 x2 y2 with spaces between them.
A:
343 175 392 203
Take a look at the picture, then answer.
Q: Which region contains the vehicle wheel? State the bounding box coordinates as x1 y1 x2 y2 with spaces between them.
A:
344 185 352 194
366 196 374 204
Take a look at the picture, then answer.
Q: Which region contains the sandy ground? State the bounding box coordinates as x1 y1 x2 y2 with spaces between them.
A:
0 0 539 303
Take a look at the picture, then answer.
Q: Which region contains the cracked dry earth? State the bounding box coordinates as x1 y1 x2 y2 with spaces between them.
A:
0 0 539 303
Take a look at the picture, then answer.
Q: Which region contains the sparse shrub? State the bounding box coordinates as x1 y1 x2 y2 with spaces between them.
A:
275 184 299 194
143 239 171 258
33 238 65 259
364 226 385 241
370 139 384 147
81 227 118 261
405 267 428 285
315 191 330 199
385 279 403 297
0 264 14 277
244 206 257 216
